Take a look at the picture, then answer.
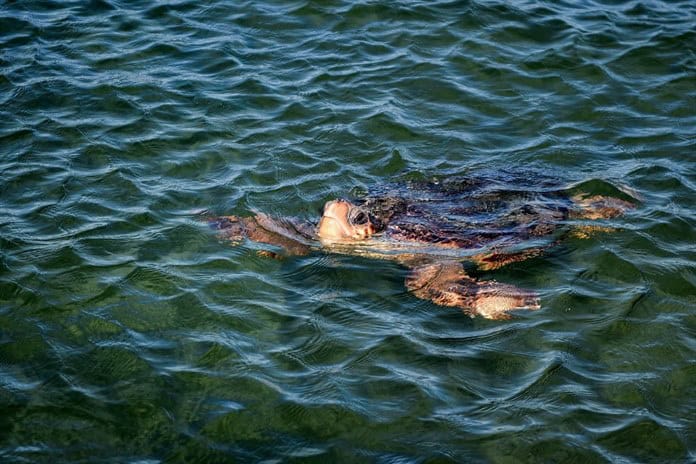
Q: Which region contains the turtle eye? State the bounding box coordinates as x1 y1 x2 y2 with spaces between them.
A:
351 210 369 225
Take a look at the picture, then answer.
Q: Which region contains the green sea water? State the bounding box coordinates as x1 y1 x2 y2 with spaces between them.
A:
1 1 695 462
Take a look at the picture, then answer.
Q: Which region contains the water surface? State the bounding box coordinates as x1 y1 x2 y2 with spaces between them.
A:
1 0 695 462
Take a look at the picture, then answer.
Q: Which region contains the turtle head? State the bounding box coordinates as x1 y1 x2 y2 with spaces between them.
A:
318 199 375 241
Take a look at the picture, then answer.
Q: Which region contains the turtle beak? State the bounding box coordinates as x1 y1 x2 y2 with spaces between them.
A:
318 200 353 240
318 199 376 241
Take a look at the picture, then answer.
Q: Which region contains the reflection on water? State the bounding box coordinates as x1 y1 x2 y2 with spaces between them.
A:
1 0 694 462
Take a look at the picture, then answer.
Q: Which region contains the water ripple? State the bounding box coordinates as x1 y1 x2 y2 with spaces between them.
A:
1 0 694 461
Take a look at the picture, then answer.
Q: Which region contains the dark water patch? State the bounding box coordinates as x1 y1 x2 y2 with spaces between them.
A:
597 418 688 462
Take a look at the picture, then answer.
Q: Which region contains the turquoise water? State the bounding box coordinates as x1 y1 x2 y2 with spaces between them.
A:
1 0 695 462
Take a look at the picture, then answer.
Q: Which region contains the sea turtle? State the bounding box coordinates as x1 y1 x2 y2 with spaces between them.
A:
207 173 635 320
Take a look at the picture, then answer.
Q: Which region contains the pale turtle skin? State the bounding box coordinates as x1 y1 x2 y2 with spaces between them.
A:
208 176 635 320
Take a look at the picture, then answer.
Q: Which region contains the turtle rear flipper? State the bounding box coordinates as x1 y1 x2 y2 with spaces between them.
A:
405 261 540 320
472 247 547 271
571 195 635 219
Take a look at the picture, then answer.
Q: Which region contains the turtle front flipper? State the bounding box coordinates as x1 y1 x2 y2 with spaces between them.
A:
207 215 249 244
405 261 540 320
207 214 311 257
